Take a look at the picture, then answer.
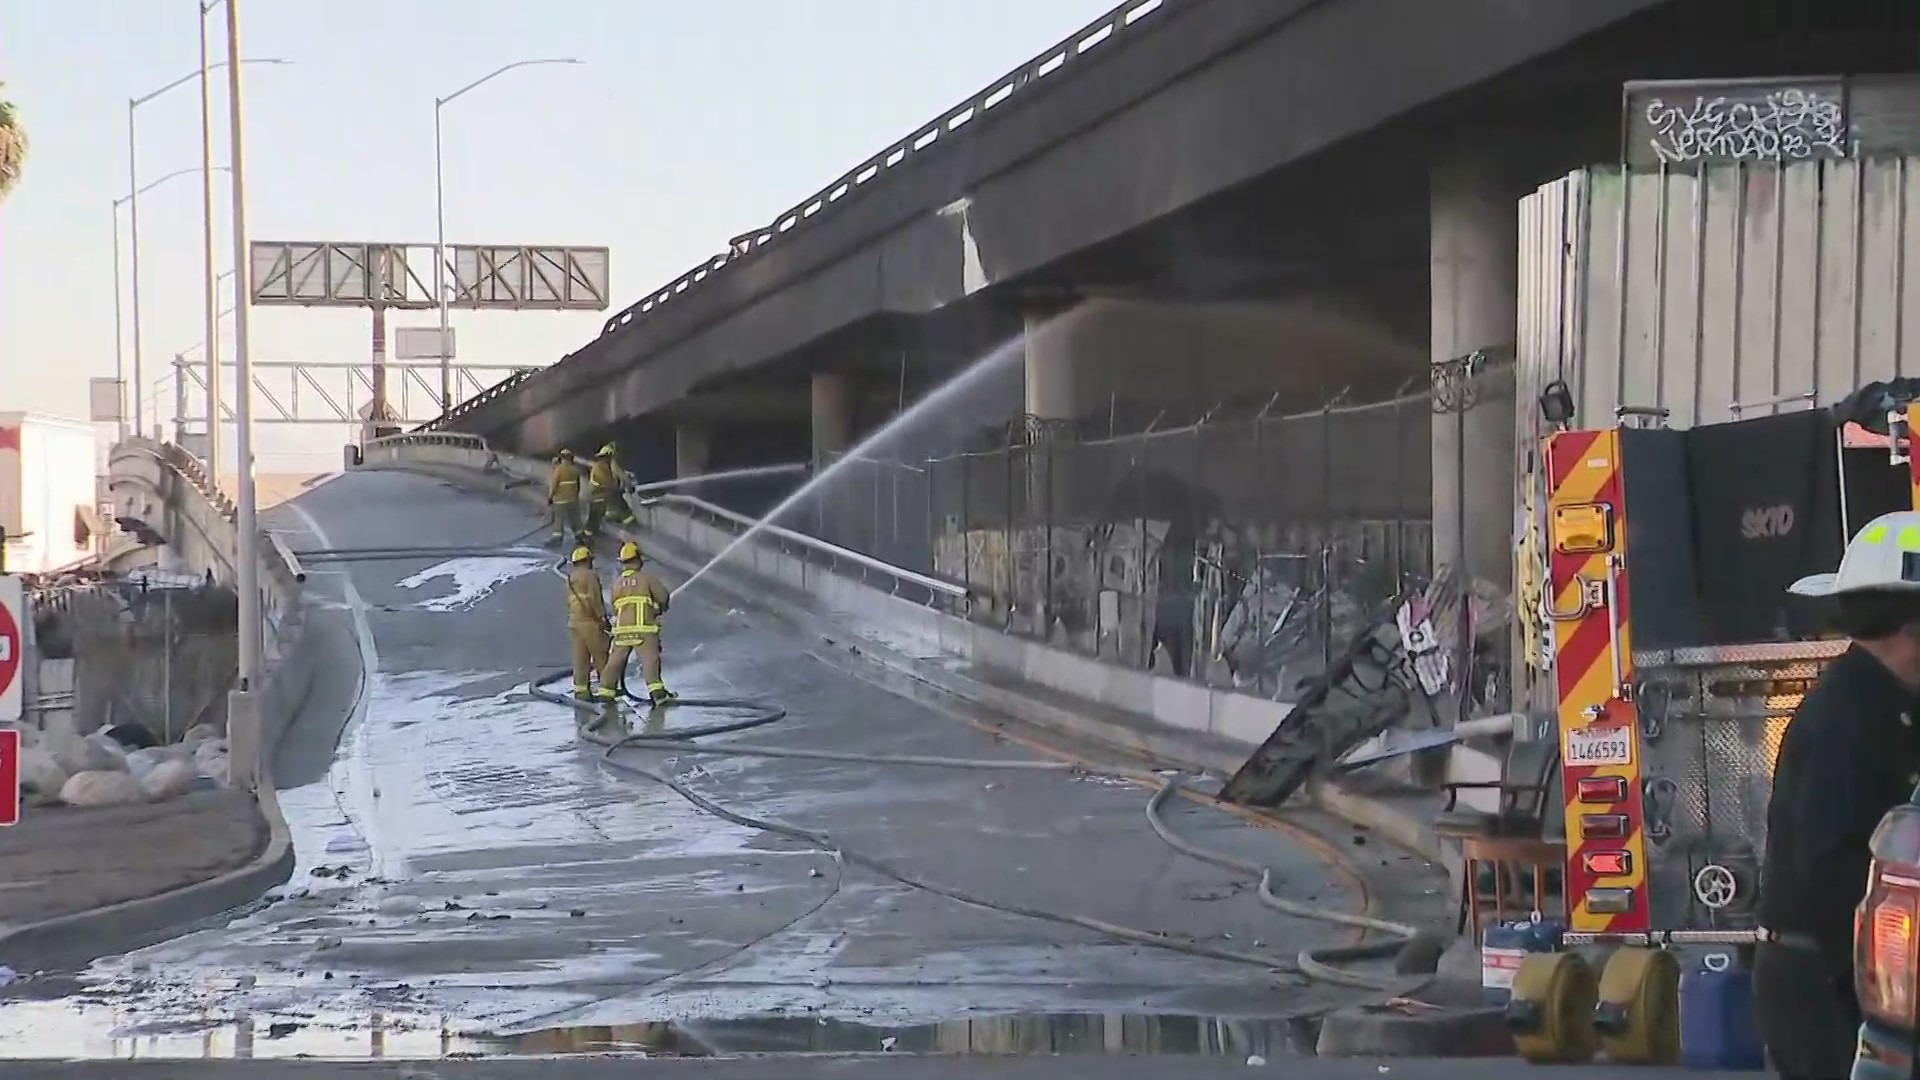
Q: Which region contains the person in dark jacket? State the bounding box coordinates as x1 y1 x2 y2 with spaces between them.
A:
1758 510 1920 1079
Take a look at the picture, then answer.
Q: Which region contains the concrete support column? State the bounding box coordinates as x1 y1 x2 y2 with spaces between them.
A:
1426 155 1520 757
1021 308 1077 421
674 423 710 479
1430 155 1518 593
809 371 854 467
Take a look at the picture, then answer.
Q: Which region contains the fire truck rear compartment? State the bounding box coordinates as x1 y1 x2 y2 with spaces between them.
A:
1610 409 1908 931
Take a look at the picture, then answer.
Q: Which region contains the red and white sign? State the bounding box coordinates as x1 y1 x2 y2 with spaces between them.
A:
1481 945 1525 990
0 575 20 726
0 728 18 827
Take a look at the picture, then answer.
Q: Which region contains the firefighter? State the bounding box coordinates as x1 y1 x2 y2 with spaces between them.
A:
1758 510 1920 1079
599 540 675 704
563 544 610 701
585 442 634 536
547 449 584 542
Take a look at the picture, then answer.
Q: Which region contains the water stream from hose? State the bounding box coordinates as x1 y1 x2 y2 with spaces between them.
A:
677 320 1050 593
630 461 809 496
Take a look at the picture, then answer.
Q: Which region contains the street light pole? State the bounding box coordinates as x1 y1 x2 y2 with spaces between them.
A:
223 0 261 700
433 102 449 412
124 53 285 454
199 2 223 488
125 99 146 438
110 205 126 442
433 58 582 415
111 166 232 449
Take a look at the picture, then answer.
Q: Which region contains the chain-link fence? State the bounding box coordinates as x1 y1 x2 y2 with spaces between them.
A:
809 380 1513 703
38 577 238 742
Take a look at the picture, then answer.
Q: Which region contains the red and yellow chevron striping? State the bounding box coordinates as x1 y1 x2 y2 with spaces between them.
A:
1907 404 1920 510
1546 428 1650 934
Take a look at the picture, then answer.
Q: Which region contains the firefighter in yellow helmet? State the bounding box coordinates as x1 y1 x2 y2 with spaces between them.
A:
547 449 584 543
599 540 675 704
585 441 635 536
563 544 611 700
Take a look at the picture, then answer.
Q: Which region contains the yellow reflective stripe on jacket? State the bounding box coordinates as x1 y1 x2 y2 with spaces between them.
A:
612 594 659 636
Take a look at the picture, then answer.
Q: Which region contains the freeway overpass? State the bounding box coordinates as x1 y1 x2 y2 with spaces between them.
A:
425 0 1915 586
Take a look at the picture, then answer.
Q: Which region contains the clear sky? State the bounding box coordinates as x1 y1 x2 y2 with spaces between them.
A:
0 0 1120 470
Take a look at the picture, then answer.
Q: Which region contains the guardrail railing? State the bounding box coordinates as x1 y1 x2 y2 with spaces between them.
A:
649 492 969 610
107 437 304 602
366 431 492 453
419 0 1174 435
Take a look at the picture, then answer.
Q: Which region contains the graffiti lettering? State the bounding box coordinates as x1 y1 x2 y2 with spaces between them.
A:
1739 505 1795 540
1644 88 1848 165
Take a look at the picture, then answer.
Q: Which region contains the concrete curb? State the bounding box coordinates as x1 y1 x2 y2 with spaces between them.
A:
1310 777 1448 866
0 773 295 974
1314 1000 1514 1058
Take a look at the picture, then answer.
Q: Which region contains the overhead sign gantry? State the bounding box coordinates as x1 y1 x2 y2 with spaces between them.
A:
244 241 610 442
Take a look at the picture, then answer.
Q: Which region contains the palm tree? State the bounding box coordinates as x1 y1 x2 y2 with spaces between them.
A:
0 82 25 202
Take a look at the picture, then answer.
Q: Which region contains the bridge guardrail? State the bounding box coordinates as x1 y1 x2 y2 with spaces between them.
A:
105 437 304 645
646 493 969 608
420 0 1174 434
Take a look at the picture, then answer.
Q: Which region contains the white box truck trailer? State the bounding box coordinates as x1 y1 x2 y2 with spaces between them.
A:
0 413 103 575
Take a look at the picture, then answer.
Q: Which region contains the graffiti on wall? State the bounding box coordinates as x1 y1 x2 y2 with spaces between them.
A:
1637 84 1850 166
935 512 1455 702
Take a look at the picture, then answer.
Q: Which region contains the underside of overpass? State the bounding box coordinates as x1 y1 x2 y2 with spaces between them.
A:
476 0 1913 586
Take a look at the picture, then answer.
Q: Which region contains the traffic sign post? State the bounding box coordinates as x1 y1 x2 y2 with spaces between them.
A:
0 575 21 726
0 729 17 827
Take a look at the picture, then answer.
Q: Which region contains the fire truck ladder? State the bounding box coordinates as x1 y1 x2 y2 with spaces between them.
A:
1220 575 1462 808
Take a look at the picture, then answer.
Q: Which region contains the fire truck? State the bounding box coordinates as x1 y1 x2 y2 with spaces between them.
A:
1501 382 1920 1064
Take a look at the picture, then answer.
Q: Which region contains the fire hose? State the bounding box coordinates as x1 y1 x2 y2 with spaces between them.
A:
525 670 1432 995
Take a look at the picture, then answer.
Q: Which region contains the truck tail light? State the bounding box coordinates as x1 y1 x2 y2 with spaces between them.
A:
1581 814 1630 839
1860 877 1920 1027
1857 806 1920 1028
1583 851 1632 877
1576 777 1627 803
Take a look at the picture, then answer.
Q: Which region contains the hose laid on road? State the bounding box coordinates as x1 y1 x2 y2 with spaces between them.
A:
602 708 1419 985
528 670 1299 973
1144 781 1421 991
526 668 1437 994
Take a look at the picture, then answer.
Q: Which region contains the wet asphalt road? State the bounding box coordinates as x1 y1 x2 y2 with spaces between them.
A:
1 468 1453 1065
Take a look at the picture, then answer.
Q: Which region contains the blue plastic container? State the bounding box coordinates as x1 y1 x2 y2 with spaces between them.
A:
1481 918 1565 1005
1679 956 1767 1071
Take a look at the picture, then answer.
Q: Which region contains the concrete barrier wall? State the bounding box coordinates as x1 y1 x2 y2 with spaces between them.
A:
103 438 315 762
360 433 1290 758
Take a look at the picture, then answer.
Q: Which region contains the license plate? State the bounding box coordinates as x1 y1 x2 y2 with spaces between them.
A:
1564 725 1633 768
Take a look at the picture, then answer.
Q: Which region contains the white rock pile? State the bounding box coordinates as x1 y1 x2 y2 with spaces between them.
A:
12 722 230 809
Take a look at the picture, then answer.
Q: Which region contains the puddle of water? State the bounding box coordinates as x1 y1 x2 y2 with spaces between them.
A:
0 1003 1319 1060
